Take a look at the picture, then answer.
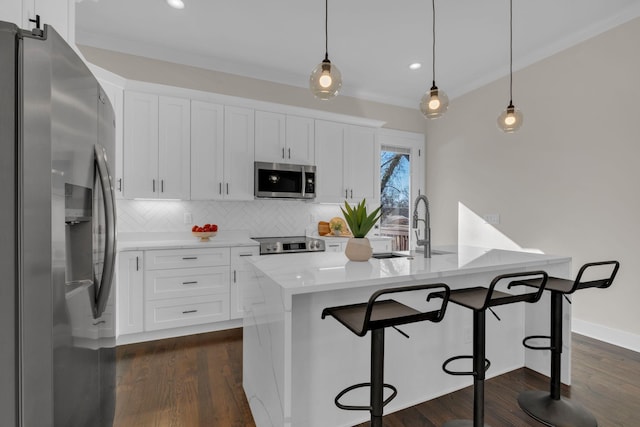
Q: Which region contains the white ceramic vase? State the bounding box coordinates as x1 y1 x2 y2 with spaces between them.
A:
345 237 372 262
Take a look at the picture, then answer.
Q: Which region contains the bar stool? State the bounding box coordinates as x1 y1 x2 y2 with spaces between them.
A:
439 271 549 427
514 261 619 427
321 282 450 427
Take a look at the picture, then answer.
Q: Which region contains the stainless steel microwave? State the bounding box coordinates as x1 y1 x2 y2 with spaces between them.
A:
254 162 316 199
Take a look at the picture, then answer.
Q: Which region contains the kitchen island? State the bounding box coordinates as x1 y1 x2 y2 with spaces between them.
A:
242 246 571 427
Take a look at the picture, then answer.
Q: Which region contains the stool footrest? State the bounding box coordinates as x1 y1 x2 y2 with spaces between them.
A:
334 382 398 412
442 355 490 377
523 335 553 351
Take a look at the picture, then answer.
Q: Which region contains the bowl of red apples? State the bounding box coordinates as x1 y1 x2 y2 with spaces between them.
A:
192 223 218 242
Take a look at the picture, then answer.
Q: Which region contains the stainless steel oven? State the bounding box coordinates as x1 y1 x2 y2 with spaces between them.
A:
254 161 316 200
252 236 325 255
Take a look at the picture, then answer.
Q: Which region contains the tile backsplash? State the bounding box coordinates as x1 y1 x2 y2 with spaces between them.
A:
116 199 344 237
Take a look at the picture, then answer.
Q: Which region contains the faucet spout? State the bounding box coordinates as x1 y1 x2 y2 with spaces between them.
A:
412 194 431 258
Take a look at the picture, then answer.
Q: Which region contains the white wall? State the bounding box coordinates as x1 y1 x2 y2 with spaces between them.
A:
426 17 640 350
79 45 426 134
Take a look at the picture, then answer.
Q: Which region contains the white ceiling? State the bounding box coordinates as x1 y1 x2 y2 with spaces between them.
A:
75 0 640 108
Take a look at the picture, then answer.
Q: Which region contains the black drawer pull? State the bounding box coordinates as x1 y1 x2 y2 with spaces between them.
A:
239 253 253 257
182 281 198 285
182 310 198 314
182 257 198 260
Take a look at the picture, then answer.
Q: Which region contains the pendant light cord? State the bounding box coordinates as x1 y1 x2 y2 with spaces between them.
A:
509 0 513 105
324 0 329 60
431 0 436 86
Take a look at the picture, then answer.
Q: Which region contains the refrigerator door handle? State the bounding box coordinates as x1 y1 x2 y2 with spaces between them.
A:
93 144 117 319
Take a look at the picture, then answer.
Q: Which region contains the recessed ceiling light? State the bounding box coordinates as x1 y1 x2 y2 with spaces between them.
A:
166 0 185 9
409 62 422 71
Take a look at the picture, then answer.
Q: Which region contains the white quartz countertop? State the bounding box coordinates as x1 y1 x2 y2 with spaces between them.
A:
248 245 571 296
117 231 258 251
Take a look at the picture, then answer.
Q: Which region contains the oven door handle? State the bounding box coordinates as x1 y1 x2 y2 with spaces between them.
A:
301 165 306 198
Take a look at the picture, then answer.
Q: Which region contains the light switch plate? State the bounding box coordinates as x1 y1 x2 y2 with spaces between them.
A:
184 212 193 224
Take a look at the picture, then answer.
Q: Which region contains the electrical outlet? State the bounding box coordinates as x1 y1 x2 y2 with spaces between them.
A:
184 212 192 224
483 213 500 225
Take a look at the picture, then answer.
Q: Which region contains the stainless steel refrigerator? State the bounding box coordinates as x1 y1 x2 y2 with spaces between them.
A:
0 21 117 427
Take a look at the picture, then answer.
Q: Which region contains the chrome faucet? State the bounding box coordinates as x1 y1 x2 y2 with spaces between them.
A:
412 194 431 258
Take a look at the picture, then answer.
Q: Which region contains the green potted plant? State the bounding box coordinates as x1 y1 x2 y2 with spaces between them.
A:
340 199 382 261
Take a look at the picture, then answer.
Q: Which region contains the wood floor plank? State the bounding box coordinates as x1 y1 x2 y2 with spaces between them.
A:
114 331 640 427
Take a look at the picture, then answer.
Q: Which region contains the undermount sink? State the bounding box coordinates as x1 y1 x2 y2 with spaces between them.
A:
371 253 407 259
371 250 454 259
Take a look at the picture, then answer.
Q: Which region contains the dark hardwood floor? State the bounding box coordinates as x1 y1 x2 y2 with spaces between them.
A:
114 330 640 427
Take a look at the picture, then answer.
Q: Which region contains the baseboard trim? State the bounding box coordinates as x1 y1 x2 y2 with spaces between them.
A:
572 319 640 353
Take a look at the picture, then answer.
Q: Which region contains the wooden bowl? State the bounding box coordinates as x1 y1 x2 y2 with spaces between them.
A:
192 231 217 242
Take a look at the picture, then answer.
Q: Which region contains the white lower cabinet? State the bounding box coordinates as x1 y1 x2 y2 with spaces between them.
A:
143 248 231 331
116 251 144 335
116 245 259 341
230 246 259 319
324 241 344 252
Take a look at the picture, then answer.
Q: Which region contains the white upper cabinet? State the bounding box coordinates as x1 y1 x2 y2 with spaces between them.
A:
344 125 378 202
315 120 378 203
192 101 256 201
314 120 345 202
158 96 191 199
124 92 158 199
123 91 190 199
255 111 314 165
190 100 224 200
286 115 315 164
223 106 255 200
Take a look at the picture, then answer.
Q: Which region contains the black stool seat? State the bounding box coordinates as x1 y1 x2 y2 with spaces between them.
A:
322 283 450 427
447 286 542 310
323 298 444 336
513 261 619 427
440 271 549 427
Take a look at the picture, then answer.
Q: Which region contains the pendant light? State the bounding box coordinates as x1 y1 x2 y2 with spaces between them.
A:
420 0 448 119
309 0 342 100
497 0 523 132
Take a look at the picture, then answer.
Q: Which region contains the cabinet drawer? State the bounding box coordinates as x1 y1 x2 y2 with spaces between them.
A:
231 246 259 264
145 266 230 300
145 294 230 331
145 247 230 270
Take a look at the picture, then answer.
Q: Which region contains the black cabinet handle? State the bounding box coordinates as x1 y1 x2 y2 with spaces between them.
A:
182 310 198 314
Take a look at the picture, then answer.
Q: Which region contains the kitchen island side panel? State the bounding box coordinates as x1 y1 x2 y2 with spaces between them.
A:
243 249 571 427
242 268 288 427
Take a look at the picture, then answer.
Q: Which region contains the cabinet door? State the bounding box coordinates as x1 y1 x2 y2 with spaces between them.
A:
158 96 190 199
324 241 344 252
255 111 285 163
230 246 260 319
286 115 315 165
2 0 22 27
123 91 159 199
314 120 346 202
191 100 225 200
224 106 254 200
117 251 144 336
32 0 69 41
345 125 378 202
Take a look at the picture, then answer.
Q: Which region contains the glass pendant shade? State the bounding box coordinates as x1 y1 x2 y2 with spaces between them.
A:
310 58 342 100
420 85 449 119
497 103 523 133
